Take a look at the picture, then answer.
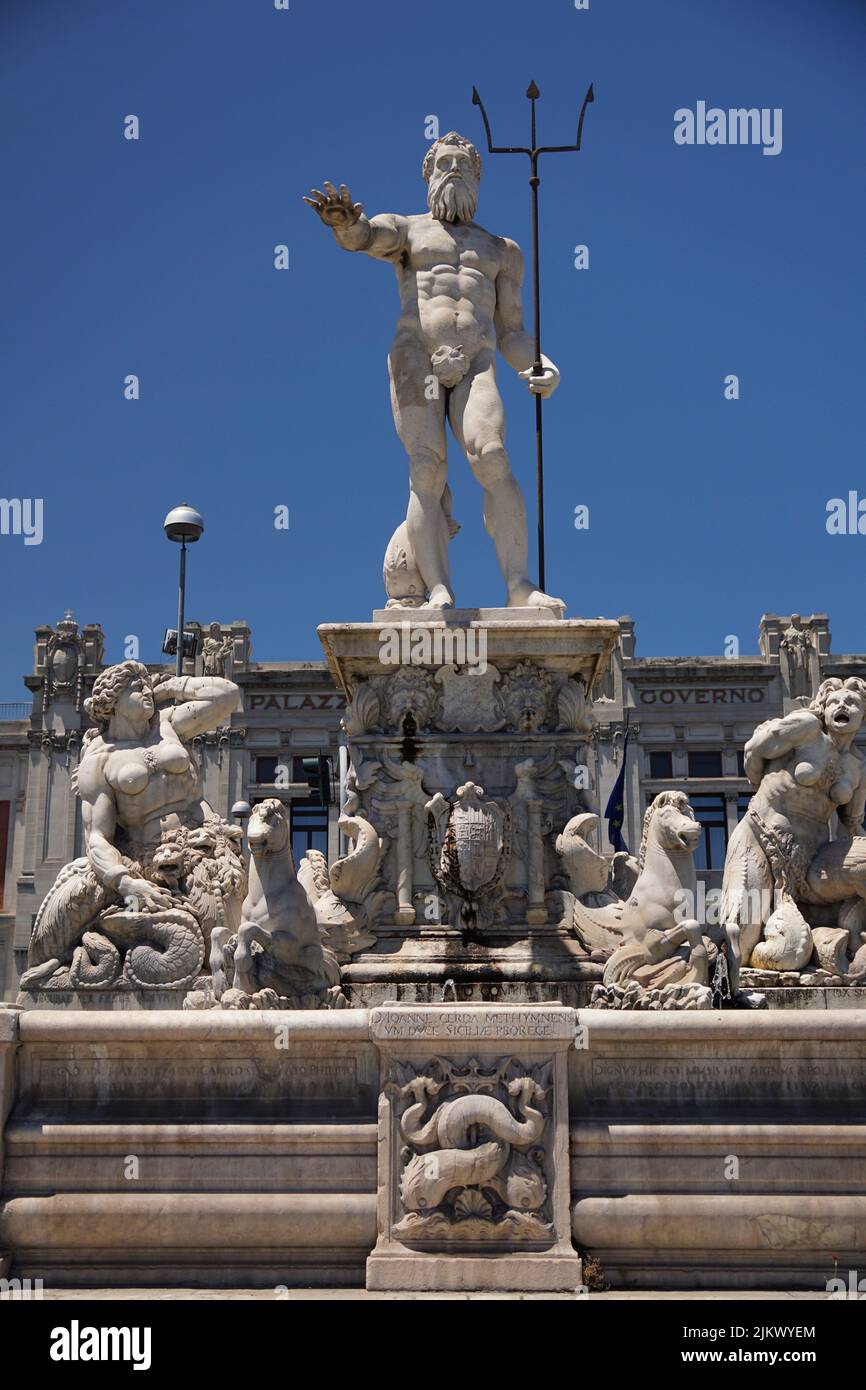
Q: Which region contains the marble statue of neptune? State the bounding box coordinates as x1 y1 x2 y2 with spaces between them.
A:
305 132 563 611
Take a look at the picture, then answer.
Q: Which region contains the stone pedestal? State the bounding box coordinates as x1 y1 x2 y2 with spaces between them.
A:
318 613 619 1002
366 1003 581 1291
3 1005 866 1289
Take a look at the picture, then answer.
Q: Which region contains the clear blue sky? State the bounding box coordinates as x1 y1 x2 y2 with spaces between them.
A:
2 0 865 695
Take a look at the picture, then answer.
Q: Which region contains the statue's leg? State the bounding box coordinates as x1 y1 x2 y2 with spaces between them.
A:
388 338 451 606
450 356 563 611
719 817 773 992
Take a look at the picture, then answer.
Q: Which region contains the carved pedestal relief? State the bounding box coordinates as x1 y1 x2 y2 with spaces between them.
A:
367 1005 581 1291
337 656 599 940
388 1056 554 1244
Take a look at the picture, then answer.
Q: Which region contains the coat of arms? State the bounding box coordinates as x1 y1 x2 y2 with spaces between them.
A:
426 782 510 930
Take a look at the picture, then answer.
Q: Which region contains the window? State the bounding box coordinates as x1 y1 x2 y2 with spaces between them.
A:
292 755 333 806
688 750 723 778
648 750 673 779
736 749 746 777
290 756 332 861
689 794 728 871
291 804 329 860
737 793 751 822
254 755 280 784
251 756 333 857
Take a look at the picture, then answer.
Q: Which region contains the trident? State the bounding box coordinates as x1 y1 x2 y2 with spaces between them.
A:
471 80 594 593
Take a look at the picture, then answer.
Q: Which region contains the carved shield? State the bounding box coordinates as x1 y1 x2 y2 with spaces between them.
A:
48 640 78 687
451 790 504 893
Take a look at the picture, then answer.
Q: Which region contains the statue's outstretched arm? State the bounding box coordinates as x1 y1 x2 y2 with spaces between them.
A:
336 211 407 259
154 674 241 739
304 181 407 260
494 238 559 398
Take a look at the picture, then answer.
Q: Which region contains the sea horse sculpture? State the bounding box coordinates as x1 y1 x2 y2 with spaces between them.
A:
296 818 382 962
329 813 383 901
214 798 345 1008
599 791 708 995
555 812 630 954
556 794 707 992
398 1073 546 1212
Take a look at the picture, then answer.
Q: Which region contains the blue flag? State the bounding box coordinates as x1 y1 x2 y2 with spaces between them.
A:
604 729 630 854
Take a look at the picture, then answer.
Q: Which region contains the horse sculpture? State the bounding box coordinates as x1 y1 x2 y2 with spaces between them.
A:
599 790 710 998
215 798 344 1007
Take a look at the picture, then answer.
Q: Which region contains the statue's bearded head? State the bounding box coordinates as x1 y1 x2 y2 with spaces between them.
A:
423 132 481 223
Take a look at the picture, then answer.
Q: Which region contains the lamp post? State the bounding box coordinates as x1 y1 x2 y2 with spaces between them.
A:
231 800 251 852
163 504 204 677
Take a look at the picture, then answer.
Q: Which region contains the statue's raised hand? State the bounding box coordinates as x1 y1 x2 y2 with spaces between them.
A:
303 181 363 229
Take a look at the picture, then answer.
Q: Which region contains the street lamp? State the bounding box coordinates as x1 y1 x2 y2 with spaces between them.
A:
163 504 204 677
231 800 252 852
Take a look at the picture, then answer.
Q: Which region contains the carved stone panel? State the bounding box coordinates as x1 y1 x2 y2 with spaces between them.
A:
434 664 504 733
367 1004 581 1291
387 1055 554 1243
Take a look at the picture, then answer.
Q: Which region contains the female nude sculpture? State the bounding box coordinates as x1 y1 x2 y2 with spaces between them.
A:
721 676 866 988
21 661 246 992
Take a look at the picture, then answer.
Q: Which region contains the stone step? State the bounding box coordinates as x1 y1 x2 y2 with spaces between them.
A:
573 1194 866 1290
0 1192 377 1288
4 1120 376 1195
570 1120 866 1194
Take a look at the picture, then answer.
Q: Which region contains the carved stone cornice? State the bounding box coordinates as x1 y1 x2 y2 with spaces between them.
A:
597 720 640 742
29 730 82 759
191 725 246 764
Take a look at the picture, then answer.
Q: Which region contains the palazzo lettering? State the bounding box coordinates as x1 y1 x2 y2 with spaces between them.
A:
247 692 347 711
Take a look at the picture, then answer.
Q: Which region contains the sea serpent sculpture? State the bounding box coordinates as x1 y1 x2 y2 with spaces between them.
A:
20 814 244 992
398 1072 547 1212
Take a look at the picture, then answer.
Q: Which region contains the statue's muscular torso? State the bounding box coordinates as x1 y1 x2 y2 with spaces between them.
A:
744 712 866 850
392 215 505 357
79 714 203 850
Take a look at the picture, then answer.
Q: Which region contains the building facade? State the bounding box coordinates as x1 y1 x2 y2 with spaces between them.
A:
1 609 861 1000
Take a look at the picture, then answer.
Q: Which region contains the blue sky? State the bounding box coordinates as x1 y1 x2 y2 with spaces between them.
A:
2 0 865 695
